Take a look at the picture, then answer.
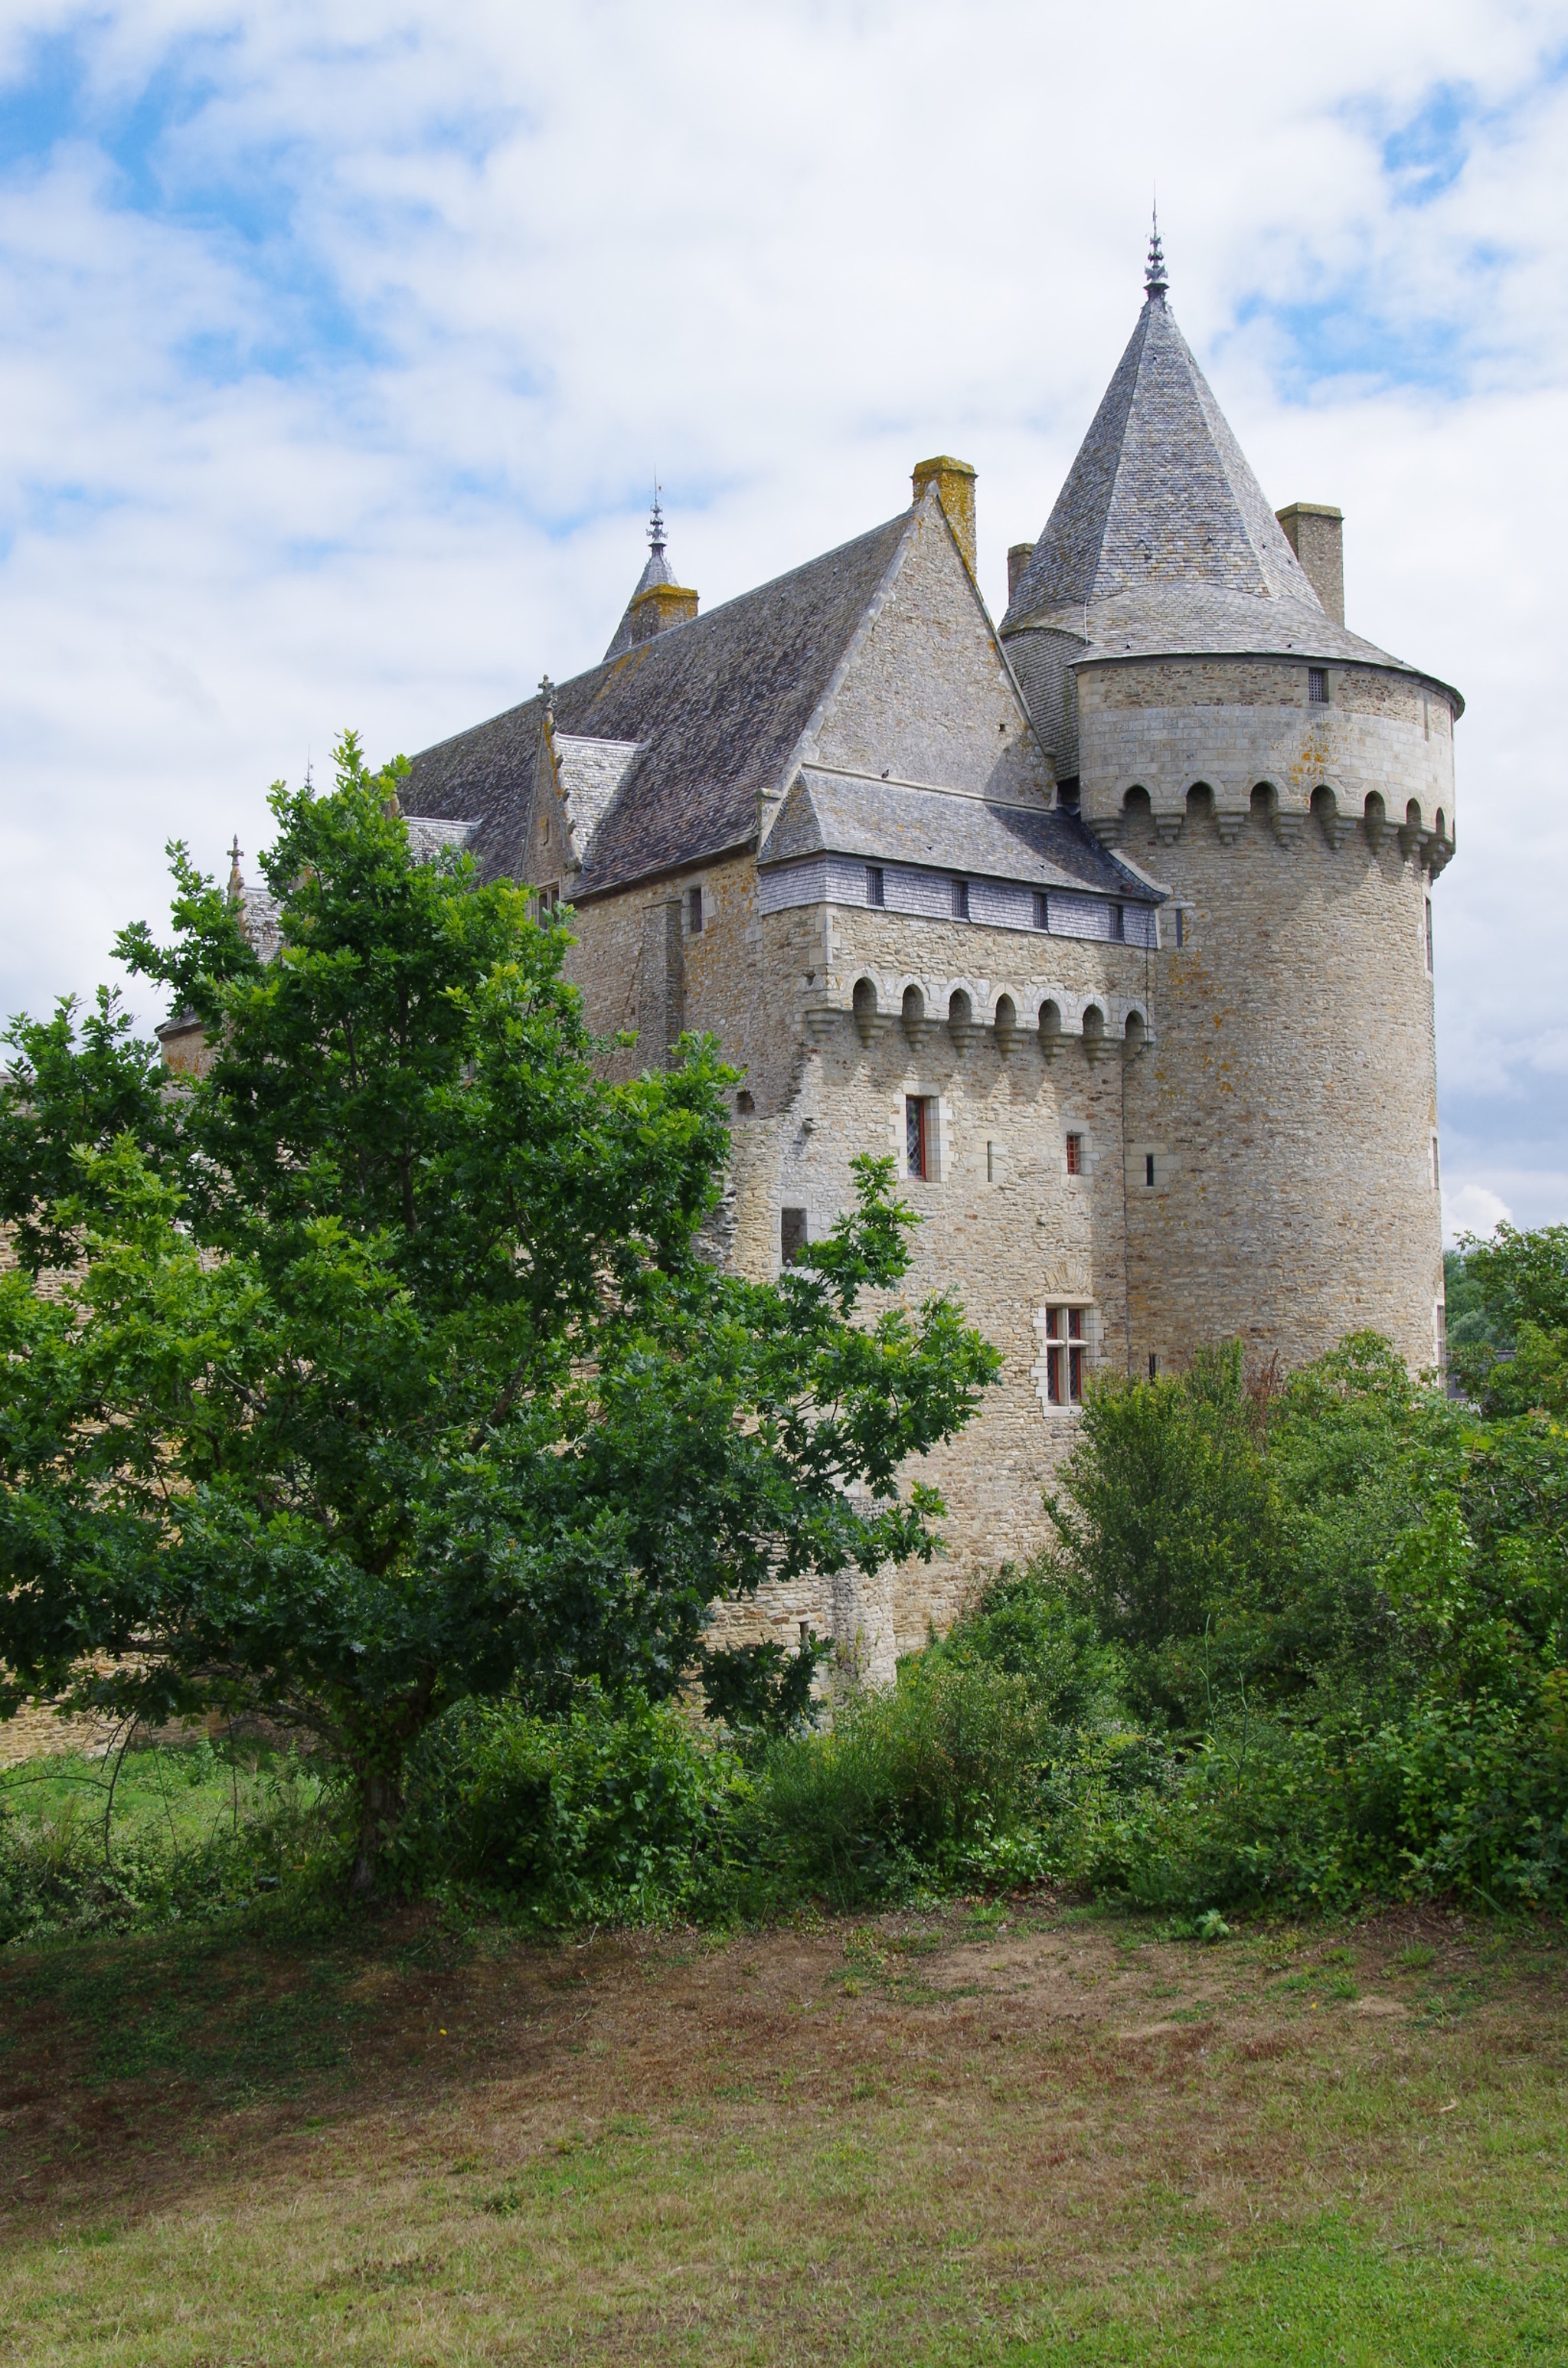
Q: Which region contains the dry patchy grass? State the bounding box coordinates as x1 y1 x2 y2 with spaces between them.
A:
1 1900 1565 2364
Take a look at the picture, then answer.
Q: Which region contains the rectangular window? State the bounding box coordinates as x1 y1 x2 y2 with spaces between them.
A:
539 885 560 914
987 1140 996 1184
1109 903 1125 943
1044 1305 1088 1406
1308 667 1328 704
1148 1352 1158 1381
867 865 885 908
1033 890 1049 931
1145 1152 1155 1187
906 1095 931 1181
1174 906 1186 948
1432 1136 1441 1189
1425 896 1434 973
688 885 704 933
951 878 970 921
780 1207 808 1264
1065 1132 1083 1176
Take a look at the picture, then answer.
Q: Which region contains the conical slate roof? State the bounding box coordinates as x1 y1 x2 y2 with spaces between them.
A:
1001 280 1414 674
603 496 685 661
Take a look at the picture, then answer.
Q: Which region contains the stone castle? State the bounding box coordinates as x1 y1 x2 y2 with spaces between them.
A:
348 235 1465 1671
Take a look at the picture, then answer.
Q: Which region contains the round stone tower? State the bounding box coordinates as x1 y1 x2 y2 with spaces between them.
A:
1001 226 1461 1378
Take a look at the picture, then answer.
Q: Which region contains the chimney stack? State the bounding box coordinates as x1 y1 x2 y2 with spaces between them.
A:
913 456 978 577
1007 542 1034 603
1276 502 1344 625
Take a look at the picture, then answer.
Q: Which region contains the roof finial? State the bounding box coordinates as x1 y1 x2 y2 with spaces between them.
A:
1145 201 1168 304
538 672 555 729
648 479 666 558
227 834 243 898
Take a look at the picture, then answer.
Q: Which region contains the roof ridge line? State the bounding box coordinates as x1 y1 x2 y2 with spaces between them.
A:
802 760 1055 815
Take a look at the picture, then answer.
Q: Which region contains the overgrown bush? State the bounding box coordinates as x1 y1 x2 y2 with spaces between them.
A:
395 1686 754 1928
0 1743 345 1946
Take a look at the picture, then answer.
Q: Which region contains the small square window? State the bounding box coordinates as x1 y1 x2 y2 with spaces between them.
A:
1308 667 1328 705
1066 1132 1083 1176
1033 890 1049 931
780 1207 807 1264
688 886 704 933
951 878 969 921
867 865 885 908
1145 1152 1155 1187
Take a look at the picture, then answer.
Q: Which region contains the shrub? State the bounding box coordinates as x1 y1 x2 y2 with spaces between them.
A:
396 1688 753 1928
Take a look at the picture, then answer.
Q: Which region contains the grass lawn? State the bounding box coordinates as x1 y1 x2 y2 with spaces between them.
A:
1 1875 1564 2366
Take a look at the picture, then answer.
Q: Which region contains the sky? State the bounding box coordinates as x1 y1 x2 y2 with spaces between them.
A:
1 0 1566 1246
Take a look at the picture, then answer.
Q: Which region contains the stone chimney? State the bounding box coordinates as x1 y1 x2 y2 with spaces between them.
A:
1007 542 1034 603
628 580 699 642
913 456 977 577
1276 502 1344 625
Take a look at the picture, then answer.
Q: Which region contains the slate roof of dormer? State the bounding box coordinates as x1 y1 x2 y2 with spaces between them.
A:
404 512 912 900
761 768 1160 903
1001 288 1455 696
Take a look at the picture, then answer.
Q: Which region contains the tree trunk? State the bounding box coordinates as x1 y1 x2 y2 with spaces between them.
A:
350 1764 404 1895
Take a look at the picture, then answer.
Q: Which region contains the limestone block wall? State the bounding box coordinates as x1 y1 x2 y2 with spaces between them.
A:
1078 658 1456 840
715 903 1155 1659
1119 800 1444 1377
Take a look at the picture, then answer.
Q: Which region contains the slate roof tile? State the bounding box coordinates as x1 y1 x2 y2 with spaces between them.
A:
405 512 912 899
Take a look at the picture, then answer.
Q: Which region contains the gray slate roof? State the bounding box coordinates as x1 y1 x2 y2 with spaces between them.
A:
1001 292 1444 685
405 513 911 900
760 768 1161 902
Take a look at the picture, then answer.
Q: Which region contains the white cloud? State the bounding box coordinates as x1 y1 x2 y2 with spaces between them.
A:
1443 1179 1514 1248
2 0 1567 1231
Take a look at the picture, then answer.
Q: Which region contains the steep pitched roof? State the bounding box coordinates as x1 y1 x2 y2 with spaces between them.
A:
1001 289 1429 678
603 539 681 661
404 512 913 898
761 768 1158 902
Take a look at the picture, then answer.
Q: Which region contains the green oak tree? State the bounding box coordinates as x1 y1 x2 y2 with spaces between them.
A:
0 737 1000 1887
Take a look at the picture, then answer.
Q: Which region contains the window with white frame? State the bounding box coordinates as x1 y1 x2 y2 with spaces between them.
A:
1040 1306 1089 1407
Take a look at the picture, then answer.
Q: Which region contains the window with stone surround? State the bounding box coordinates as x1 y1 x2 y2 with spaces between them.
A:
1044 1307 1087 1405
780 1208 807 1264
1308 667 1328 704
1066 1131 1083 1176
688 886 704 934
906 1095 935 1181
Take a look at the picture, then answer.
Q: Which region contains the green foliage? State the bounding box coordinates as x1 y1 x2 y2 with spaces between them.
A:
697 1630 828 1745
396 1689 751 1928
1449 1225 1568 1418
0 737 1000 1889
0 1743 346 1946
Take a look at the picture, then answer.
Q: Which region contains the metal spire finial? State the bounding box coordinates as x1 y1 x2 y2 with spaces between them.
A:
648 479 666 556
1145 201 1168 304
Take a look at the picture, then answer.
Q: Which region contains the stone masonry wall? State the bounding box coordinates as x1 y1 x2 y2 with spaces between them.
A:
1078 656 1456 837
1119 800 1444 1379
